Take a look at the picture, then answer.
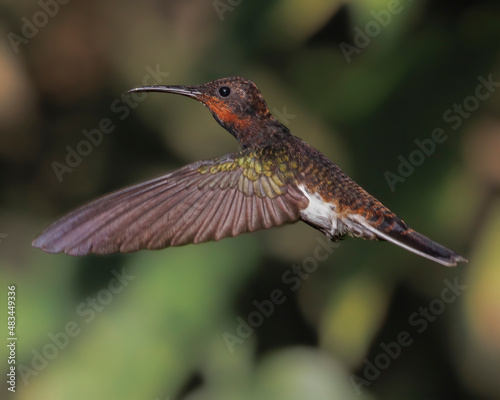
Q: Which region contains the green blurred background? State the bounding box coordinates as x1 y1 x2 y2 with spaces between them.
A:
1 0 500 399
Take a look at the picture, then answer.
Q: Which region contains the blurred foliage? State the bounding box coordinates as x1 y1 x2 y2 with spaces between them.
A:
1 0 500 399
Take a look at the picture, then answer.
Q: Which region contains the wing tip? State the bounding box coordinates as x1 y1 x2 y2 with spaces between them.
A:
32 240 64 255
32 234 90 256
32 235 55 253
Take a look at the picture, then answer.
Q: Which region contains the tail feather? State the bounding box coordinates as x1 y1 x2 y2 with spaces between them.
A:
351 216 467 267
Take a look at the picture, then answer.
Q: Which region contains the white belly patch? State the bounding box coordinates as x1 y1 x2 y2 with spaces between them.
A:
297 185 381 241
297 184 339 237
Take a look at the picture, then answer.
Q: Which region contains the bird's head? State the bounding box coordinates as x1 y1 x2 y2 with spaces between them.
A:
127 77 287 147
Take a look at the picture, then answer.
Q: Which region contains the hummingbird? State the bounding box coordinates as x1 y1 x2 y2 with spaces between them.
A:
33 77 467 267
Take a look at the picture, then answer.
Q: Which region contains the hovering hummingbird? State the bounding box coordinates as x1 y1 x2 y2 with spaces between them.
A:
33 77 467 266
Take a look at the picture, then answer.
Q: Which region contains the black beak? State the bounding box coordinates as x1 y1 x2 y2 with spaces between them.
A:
125 85 202 99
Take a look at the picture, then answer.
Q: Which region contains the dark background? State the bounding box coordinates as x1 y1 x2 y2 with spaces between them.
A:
1 0 500 399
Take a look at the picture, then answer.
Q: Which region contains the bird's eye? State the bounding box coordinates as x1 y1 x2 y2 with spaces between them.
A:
219 87 231 97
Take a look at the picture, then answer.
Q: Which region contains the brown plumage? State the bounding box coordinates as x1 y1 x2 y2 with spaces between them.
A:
32 77 467 266
34 148 308 255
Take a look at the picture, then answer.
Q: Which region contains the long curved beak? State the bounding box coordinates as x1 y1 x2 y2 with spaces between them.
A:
125 85 202 99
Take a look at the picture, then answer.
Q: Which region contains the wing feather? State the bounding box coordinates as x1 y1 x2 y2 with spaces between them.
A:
32 147 309 255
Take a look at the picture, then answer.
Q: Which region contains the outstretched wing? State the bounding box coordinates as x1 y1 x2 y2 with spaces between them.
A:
32 146 309 255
